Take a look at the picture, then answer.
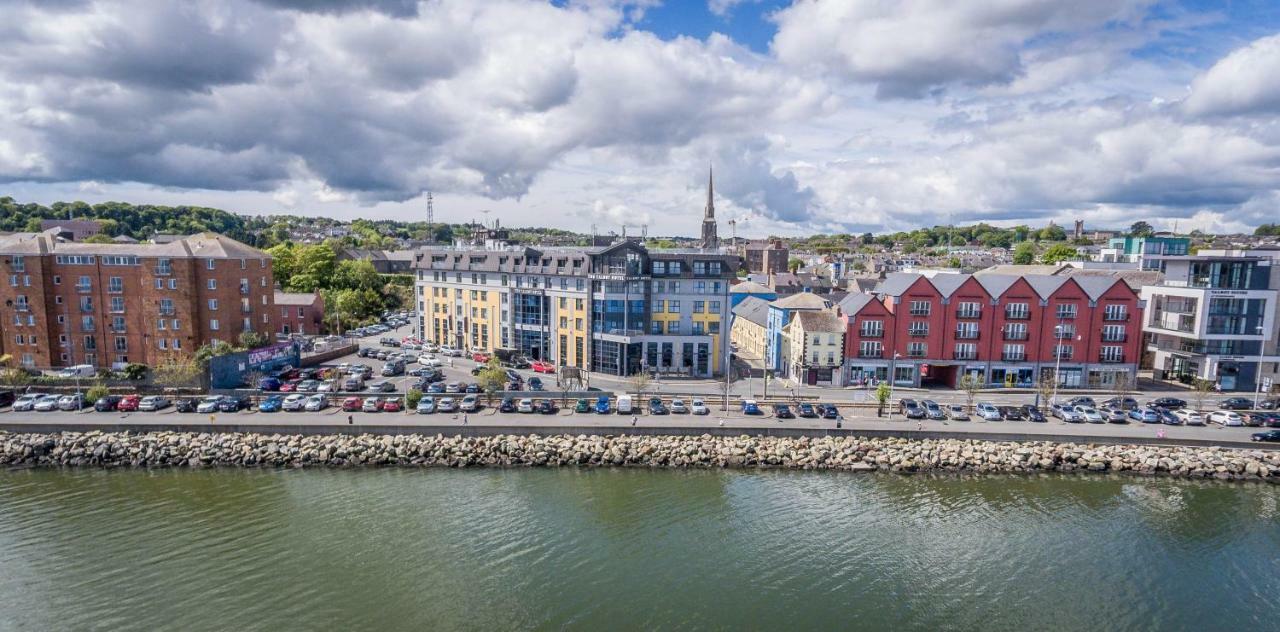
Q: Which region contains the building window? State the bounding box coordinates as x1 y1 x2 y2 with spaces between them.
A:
1100 345 1124 363
859 341 883 358
860 320 883 338
954 343 977 360
108 277 123 293
160 298 174 315
114 336 127 351
168 279 177 290
909 300 930 316
668 300 680 313
1002 344 1025 362
1103 304 1128 321
1005 302 1030 319
110 297 124 313
210 319 220 331
209 299 218 310
907 342 926 358
1004 323 1028 340
208 279 217 290
1055 303 1078 320
955 322 979 339
207 259 216 270
908 322 929 337
668 321 680 334
957 302 981 318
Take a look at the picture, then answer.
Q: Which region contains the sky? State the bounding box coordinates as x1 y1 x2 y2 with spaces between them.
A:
2 0 1280 238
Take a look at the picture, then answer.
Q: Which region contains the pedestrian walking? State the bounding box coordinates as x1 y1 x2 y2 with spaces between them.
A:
347 414 353 425
463 412 468 425
631 415 637 427
449 357 454 368
917 421 923 432
718 419 724 427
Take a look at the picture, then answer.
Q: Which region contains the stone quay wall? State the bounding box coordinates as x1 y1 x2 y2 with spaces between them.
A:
2 431 1278 481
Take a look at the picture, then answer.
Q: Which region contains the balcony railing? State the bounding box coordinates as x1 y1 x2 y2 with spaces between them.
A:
859 330 883 338
1004 309 1031 320
1002 353 1026 362
1053 330 1075 340
1103 312 1130 322
1055 311 1077 320
239 286 250 295
110 326 126 333
955 330 980 340
956 309 981 319
908 309 930 316
1101 334 1127 343
1003 330 1028 341
907 350 927 358
1053 351 1073 361
858 351 884 359
953 351 978 361
75 284 92 293
1099 354 1126 364
907 329 929 337
153 267 171 276
79 304 94 313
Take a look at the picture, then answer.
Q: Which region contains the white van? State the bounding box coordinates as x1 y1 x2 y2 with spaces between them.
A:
58 364 96 378
616 394 633 415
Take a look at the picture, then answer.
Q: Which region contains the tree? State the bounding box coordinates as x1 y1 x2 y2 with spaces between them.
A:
1254 223 1280 237
331 259 381 292
1192 378 1216 412
947 256 962 268
875 382 891 417
477 358 507 405
958 374 982 412
1038 224 1067 241
238 331 268 350
152 356 203 390
1037 372 1056 408
0 354 30 388
81 233 115 244
1013 241 1037 265
405 387 423 410
629 371 651 400
194 341 239 366
85 383 110 405
1129 221 1154 237
121 363 149 381
1040 244 1079 264
787 257 803 273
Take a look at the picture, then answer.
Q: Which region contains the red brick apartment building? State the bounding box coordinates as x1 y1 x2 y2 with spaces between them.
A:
274 292 325 335
840 272 1143 389
0 229 277 370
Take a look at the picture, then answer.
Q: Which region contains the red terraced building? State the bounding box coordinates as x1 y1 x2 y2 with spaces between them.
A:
838 272 1143 390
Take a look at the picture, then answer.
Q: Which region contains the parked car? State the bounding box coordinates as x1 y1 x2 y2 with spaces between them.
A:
445 381 463 393
1020 405 1046 422
362 397 382 412
258 395 285 413
692 399 709 415
1128 408 1159 424
573 398 590 413
381 362 405 377
900 399 925 419
380 398 402 413
1243 412 1269 427
531 360 555 374
175 398 199 413
94 395 123 412
341 396 363 412
12 392 48 412
1066 396 1096 408
1154 407 1181 425
948 405 970 421
195 396 223 414
33 395 62 411
282 393 308 411
773 404 794 419
528 377 544 391
797 402 817 418
1148 397 1187 409
138 396 171 412
616 395 634 415
218 395 252 412
1101 396 1139 411
57 394 90 411
1220 397 1253 410
1100 406 1128 423
1174 409 1205 426
975 403 1002 421
427 382 446 394
416 397 436 414
1075 406 1105 423
440 346 463 357
1209 410 1244 426
304 394 329 412
648 397 668 415
437 397 458 413
670 398 689 414
1051 403 1083 422
1258 398 1280 410
116 394 143 412
471 352 490 363
258 377 282 391
742 400 762 415
998 405 1025 421
595 396 612 415
819 404 840 419
1251 430 1280 442
369 381 396 393
517 398 535 413
922 400 947 420
460 395 480 412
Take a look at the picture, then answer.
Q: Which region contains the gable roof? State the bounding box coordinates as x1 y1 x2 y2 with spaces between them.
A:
1023 275 1072 299
730 281 775 294
927 274 970 298
1068 275 1125 301
792 310 844 333
873 272 922 297
771 292 833 310
973 273 1021 298
731 296 770 327
836 292 876 316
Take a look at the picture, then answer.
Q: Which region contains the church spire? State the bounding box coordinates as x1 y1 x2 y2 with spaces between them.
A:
701 165 719 249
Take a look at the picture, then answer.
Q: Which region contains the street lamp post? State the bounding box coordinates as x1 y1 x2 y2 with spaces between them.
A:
1255 325 1268 409
887 352 901 419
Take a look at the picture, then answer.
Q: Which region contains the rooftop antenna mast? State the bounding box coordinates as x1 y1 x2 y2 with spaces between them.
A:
641 224 648 241
426 192 434 227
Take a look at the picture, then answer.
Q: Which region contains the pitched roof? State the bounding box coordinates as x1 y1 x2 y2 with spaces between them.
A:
836 292 876 315
927 273 970 298
973 273 1021 298
1055 267 1162 291
1023 275 1071 299
792 310 844 333
731 296 770 327
771 292 833 310
873 272 924 297
729 281 775 294
977 264 1066 276
1068 275 1124 300
0 229 267 259
274 291 321 306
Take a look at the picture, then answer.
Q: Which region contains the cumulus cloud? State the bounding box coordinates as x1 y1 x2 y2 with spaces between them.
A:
1183 33 1280 117
771 0 1154 98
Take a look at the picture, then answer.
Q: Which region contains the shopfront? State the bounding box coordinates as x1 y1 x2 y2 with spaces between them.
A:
989 366 1035 388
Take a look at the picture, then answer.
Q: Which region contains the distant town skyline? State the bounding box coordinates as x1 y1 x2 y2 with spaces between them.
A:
3 1 1280 237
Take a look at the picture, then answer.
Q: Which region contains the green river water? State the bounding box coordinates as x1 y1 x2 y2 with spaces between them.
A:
0 468 1276 631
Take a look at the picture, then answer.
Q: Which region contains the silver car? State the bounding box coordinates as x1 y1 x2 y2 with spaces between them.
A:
12 393 48 412
138 396 171 411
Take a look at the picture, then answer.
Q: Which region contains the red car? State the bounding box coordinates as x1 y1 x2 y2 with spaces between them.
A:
472 352 490 363
117 394 142 411
279 380 301 392
341 396 362 412
380 398 402 412
531 360 556 374
277 368 301 381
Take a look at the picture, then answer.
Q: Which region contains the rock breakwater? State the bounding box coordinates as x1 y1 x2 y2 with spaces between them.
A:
2 431 1277 480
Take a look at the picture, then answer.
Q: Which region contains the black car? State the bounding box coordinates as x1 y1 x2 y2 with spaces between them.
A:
357 347 373 358
506 381 523 391
465 383 482 393
537 400 557 415
528 377 544 391
1220 397 1253 410
1259 398 1279 410
217 394 252 412
1148 397 1187 409
648 398 668 415
1020 404 1046 422
1154 407 1180 425
1066 396 1096 408
819 404 839 419
773 404 794 419
900 399 925 419
998 405 1025 421
797 403 817 418
1251 430 1280 442
93 395 123 411
175 398 199 413
499 397 517 413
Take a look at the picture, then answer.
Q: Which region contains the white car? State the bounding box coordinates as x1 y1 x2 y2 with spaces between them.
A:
460 395 479 412
670 398 688 414
317 380 337 393
282 394 308 412
1209 410 1243 426
196 396 223 413
12 393 48 412
948 405 970 420
517 398 535 413
440 346 463 357
138 396 171 411
303 394 328 411
1075 406 1105 423
437 397 457 413
975 403 1001 421
691 399 709 415
1174 409 1205 426
418 354 443 367
57 394 86 411
362 397 382 412
33 395 62 411
423 344 439 353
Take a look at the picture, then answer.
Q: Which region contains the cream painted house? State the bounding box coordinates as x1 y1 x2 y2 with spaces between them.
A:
782 309 845 386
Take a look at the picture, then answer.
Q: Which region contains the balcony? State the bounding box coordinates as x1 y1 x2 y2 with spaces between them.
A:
1152 311 1195 333
908 309 931 317
858 351 884 359
907 329 929 337
953 351 978 361
1099 353 1126 364
1002 353 1026 362
1101 334 1127 343
158 309 176 316
79 304 94 313
859 330 884 339
1055 311 1077 320
955 330 980 340
110 326 126 334
153 267 172 276
1004 309 1031 320
956 309 981 319
1003 331 1028 341
907 350 927 358
1053 330 1076 340
1053 351 1073 361
241 307 253 314
239 286 250 295
75 284 92 294
1103 312 1130 322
